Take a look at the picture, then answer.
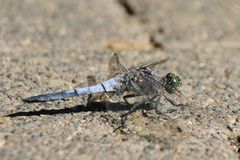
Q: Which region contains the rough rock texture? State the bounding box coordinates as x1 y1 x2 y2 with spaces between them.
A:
0 0 239 159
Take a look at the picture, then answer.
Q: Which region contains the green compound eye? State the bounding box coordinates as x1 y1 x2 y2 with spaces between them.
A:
166 73 174 79
165 73 182 94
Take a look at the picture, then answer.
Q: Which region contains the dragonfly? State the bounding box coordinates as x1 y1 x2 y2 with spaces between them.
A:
23 53 185 129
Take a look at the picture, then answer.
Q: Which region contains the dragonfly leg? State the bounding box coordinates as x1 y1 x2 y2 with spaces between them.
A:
113 101 146 132
163 93 183 107
154 96 164 113
141 97 160 117
138 96 170 120
123 94 138 105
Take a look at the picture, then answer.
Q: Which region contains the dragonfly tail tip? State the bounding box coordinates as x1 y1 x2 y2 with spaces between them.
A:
22 97 33 103
22 96 41 103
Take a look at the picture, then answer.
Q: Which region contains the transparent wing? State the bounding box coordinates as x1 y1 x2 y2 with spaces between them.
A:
138 57 169 69
143 73 187 106
87 75 97 86
162 90 188 106
121 57 169 103
123 72 162 104
108 53 128 78
128 69 165 96
123 82 153 105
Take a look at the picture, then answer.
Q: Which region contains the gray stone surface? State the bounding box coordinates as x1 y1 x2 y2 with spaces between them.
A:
0 0 239 159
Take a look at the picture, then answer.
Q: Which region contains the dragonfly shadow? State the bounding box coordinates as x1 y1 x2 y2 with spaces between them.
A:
6 102 130 117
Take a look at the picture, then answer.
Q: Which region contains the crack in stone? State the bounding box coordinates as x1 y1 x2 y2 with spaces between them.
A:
118 0 136 16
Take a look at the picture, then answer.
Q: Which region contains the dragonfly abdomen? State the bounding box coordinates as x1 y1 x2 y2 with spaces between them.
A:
22 78 119 103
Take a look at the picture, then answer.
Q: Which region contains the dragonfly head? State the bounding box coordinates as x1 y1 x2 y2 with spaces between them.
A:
165 73 182 94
